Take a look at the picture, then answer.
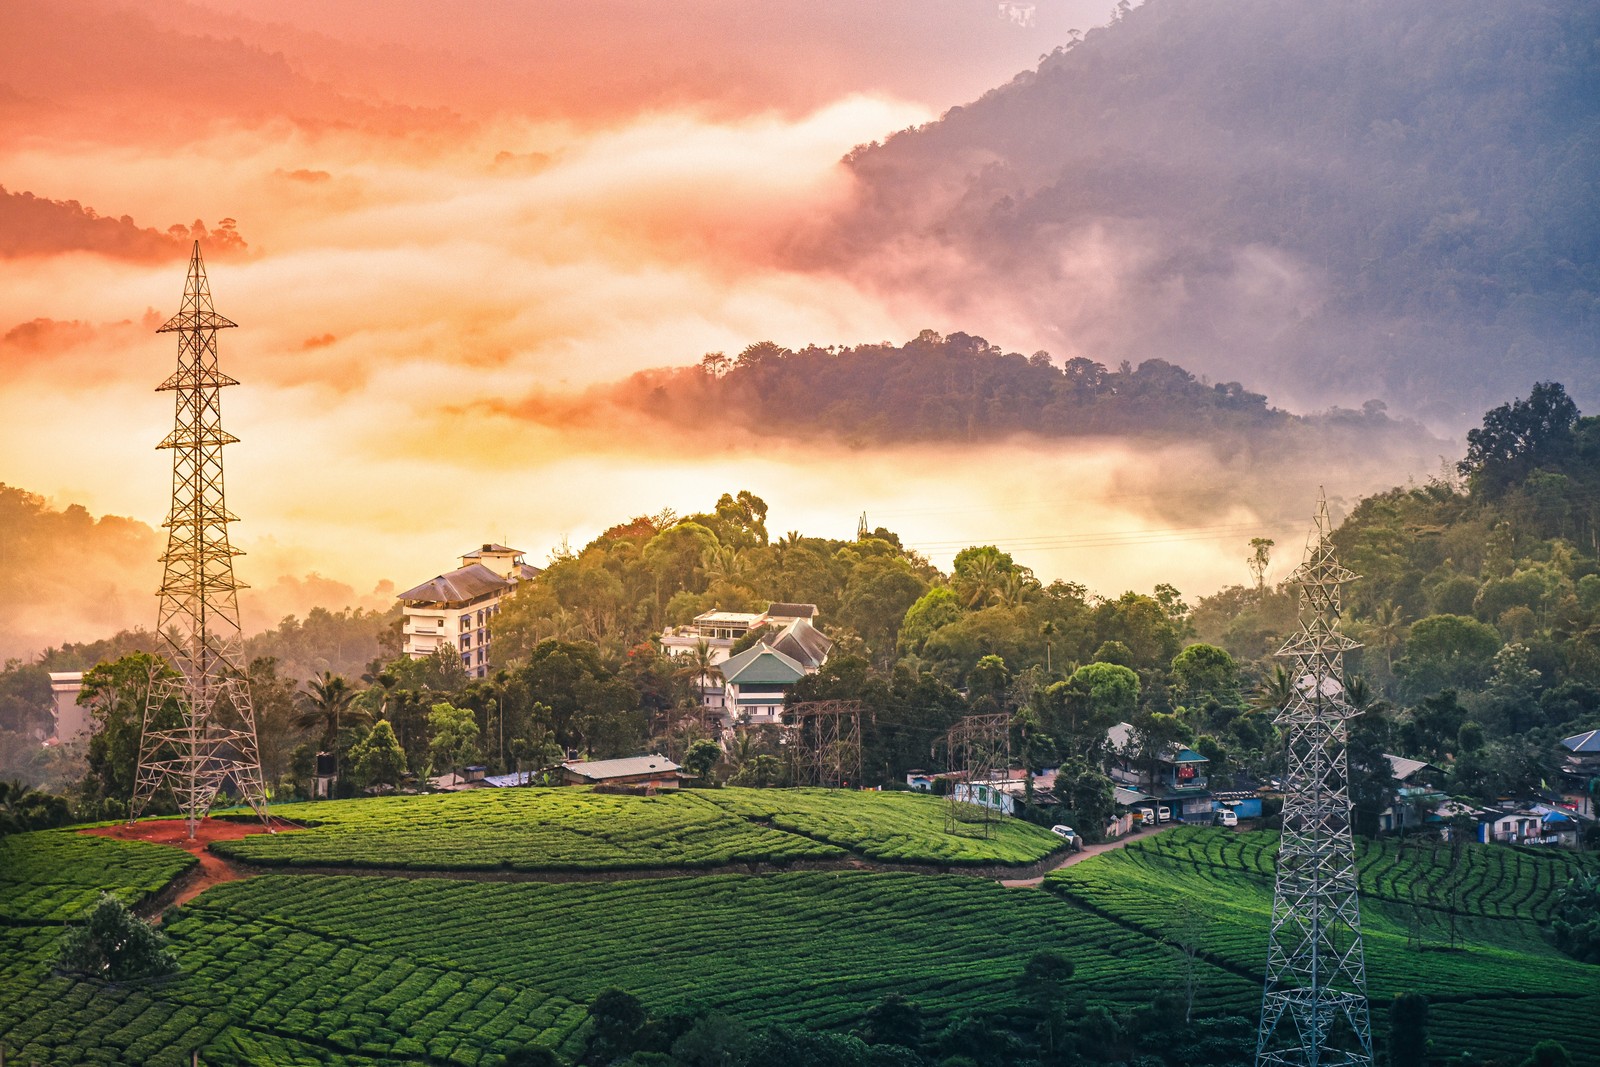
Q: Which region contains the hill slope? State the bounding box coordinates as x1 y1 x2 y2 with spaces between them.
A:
816 0 1600 423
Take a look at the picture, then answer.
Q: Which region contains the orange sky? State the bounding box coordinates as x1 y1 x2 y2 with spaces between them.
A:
0 0 1438 652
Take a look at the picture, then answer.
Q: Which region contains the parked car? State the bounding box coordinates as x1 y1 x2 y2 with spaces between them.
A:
1213 808 1238 827
1156 806 1172 824
1136 806 1155 827
1050 824 1083 851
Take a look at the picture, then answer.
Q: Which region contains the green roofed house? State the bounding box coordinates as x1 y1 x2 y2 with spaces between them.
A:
719 643 808 725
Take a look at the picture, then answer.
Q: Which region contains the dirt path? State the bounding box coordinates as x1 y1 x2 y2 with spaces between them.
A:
81 817 300 911
998 821 1182 888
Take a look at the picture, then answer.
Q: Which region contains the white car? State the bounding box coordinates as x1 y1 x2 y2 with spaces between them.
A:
1136 806 1155 827
1213 808 1238 827
1050 824 1083 851
1156 806 1172 824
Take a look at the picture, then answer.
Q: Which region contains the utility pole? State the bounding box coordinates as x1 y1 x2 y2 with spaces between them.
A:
786 700 862 788
1256 493 1373 1067
129 243 270 839
942 712 1012 838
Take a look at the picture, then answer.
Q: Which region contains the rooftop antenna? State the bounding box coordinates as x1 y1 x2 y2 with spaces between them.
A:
1256 490 1372 1067
129 242 270 839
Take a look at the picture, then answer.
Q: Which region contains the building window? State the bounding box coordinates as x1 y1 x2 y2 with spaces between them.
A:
477 648 485 665
460 614 471 631
460 633 471 649
461 653 471 667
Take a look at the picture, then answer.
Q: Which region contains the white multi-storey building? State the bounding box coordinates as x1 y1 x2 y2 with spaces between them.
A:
397 544 540 679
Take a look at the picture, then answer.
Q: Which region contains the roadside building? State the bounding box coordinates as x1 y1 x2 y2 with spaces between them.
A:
1105 722 1213 822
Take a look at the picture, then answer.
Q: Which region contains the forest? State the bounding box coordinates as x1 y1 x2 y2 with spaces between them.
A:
2 382 1597 842
605 330 1437 450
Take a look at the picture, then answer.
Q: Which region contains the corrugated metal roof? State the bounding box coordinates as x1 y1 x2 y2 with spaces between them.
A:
1563 729 1600 754
1385 753 1436 781
397 563 513 605
563 754 682 780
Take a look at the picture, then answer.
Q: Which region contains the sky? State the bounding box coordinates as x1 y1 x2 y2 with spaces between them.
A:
0 0 1444 655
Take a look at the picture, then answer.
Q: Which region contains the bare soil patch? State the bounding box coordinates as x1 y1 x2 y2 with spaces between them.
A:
81 817 300 910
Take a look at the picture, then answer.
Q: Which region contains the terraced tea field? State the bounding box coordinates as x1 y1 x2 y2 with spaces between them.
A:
3 803 1593 1065
0 829 197 922
701 787 1063 865
210 787 1063 871
0 869 1252 1066
1046 828 1600 1063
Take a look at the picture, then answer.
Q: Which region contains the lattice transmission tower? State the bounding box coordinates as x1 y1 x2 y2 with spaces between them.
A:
786 700 862 788
941 712 1012 837
1256 493 1373 1067
130 243 270 839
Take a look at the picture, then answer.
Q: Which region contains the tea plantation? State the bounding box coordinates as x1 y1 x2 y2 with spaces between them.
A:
2 803 1595 1066
208 787 1065 871
1045 828 1600 1063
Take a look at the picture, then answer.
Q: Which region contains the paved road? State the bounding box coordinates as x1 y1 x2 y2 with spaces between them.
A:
998 821 1183 888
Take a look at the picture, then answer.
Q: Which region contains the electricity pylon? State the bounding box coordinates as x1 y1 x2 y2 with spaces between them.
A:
129 243 270 839
1256 493 1373 1067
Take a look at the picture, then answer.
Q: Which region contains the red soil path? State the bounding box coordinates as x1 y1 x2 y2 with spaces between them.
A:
81 817 299 908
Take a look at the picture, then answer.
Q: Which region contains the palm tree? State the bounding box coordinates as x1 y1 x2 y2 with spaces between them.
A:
1251 664 1295 716
957 555 1003 608
672 640 720 705
1040 620 1058 674
296 673 370 761
701 544 749 591
993 571 1039 609
0 779 39 835
727 727 760 771
1368 603 1407 672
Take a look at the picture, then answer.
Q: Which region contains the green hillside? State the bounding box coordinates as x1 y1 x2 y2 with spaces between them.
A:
2 812 1593 1066
1046 828 1600 1063
209 787 1063 871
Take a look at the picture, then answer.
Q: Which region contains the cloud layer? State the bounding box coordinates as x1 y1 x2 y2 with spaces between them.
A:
0 0 1449 656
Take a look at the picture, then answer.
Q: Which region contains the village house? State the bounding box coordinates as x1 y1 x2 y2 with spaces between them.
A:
1559 728 1600 818
663 605 831 726
397 545 541 679
559 754 685 791
1377 754 1448 833
1105 722 1213 822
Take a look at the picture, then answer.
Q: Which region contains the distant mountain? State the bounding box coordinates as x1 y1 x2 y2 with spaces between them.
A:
810 0 1600 426
605 332 1442 452
0 186 247 261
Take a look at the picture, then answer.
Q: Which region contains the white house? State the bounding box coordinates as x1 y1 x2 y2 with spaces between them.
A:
47 672 90 744
397 544 540 679
660 605 830 724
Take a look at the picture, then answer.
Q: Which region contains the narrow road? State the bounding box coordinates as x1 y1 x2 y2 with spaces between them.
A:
998 821 1183 888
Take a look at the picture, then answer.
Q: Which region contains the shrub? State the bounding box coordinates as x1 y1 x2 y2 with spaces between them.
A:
57 892 178 982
